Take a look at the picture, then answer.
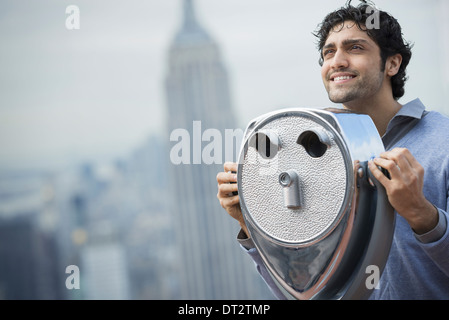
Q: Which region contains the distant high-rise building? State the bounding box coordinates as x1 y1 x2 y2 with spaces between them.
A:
164 0 273 299
81 240 131 300
0 173 64 299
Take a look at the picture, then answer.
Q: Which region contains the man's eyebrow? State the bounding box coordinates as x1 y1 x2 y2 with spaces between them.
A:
342 38 370 46
323 38 370 50
323 42 335 50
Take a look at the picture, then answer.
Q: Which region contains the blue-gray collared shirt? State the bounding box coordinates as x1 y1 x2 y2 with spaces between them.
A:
370 98 449 299
382 98 447 243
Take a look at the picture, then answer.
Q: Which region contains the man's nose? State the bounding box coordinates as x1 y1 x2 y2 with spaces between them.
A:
330 49 349 70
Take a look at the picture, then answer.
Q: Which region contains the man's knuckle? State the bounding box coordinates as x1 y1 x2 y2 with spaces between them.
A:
385 162 396 170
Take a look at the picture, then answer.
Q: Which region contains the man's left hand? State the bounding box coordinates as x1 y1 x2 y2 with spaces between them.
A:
368 147 438 235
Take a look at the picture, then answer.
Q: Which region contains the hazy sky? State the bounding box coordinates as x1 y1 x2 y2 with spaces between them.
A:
0 0 447 172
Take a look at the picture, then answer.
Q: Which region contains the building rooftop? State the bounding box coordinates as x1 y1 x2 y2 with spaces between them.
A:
172 0 212 46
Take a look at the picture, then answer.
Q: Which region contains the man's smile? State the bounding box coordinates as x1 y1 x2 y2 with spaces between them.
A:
329 72 357 84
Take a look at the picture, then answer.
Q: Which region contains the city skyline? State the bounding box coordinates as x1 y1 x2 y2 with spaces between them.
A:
0 0 276 300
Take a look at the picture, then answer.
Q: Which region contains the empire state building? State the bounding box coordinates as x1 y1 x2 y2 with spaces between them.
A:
165 0 272 299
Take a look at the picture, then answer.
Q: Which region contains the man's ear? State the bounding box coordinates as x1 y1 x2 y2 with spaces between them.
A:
386 54 403 77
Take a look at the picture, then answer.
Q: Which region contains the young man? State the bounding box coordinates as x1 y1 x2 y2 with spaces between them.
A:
216 3 449 299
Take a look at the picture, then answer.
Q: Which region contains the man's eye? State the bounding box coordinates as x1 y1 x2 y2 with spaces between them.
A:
323 49 334 57
351 45 363 50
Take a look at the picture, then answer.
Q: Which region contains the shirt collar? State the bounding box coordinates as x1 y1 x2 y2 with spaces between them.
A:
385 98 426 133
393 98 426 120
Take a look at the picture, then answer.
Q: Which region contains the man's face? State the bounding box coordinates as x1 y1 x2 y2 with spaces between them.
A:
320 21 385 106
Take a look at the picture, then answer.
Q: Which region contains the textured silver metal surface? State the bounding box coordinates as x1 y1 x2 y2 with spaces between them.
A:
241 116 347 244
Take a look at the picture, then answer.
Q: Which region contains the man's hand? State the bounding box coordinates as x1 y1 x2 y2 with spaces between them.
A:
368 147 438 235
216 162 249 237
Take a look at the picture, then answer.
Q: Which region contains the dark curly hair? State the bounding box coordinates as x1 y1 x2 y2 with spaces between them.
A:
314 1 413 100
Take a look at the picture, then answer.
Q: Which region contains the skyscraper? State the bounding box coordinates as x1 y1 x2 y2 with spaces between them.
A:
165 0 272 299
